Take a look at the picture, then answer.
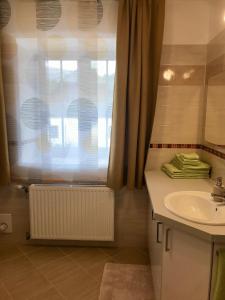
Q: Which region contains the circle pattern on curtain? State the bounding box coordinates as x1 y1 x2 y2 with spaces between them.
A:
0 0 11 29
67 98 97 132
36 0 61 31
21 98 49 130
97 0 104 24
78 0 104 30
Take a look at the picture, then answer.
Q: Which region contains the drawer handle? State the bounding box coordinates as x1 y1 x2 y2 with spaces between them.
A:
152 210 155 220
156 222 162 243
165 228 171 252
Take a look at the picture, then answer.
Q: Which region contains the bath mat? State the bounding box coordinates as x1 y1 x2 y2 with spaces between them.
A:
99 263 154 300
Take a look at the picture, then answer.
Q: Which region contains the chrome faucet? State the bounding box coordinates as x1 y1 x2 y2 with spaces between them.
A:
211 177 225 203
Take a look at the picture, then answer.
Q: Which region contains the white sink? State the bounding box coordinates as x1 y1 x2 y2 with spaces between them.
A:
164 191 225 225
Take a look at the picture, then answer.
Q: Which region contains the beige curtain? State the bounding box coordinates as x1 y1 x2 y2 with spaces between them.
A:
107 0 165 190
0 53 10 185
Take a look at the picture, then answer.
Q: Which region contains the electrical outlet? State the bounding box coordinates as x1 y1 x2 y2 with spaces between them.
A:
0 214 12 233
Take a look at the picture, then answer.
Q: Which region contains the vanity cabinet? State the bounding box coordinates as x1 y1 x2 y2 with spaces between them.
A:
148 206 163 300
161 225 211 300
145 171 225 300
148 205 212 300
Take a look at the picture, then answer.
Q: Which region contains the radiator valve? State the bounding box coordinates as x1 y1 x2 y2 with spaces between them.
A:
15 185 29 193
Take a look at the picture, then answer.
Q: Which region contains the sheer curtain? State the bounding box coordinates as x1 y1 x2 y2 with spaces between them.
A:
1 0 118 183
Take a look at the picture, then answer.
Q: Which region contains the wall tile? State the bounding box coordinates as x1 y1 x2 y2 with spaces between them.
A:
159 65 205 86
115 188 148 248
161 45 207 65
207 67 225 85
152 86 204 144
205 86 225 145
207 30 225 62
163 0 210 45
206 53 225 79
202 151 225 179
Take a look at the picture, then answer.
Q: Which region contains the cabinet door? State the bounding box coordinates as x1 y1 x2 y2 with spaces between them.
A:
161 226 211 300
148 203 163 300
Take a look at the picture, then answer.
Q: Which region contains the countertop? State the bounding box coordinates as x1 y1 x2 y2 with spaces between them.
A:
145 170 225 242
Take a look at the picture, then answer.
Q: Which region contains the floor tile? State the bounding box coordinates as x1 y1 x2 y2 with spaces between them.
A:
39 256 81 283
59 246 92 255
58 246 88 256
0 283 12 300
9 270 51 300
29 287 63 300
26 247 65 268
0 256 51 299
112 248 149 265
88 260 111 283
62 246 94 260
17 244 45 256
68 248 111 269
0 245 22 263
0 256 35 286
53 268 100 300
0 244 150 300
98 247 121 257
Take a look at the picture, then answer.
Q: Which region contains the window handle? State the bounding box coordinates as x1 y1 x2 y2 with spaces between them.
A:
156 222 162 244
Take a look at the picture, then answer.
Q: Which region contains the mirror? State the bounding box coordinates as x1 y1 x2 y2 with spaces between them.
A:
205 71 225 147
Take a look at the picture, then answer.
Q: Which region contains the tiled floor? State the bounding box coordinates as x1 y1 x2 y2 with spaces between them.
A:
0 245 149 300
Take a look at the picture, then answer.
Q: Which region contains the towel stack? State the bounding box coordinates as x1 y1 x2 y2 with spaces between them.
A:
162 153 211 179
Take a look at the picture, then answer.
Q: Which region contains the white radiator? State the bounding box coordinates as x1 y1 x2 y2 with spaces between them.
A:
29 185 114 241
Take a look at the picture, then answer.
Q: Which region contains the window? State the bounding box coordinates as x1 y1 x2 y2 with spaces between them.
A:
2 0 118 183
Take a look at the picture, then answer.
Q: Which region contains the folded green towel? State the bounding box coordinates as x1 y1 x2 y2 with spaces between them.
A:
180 152 200 160
175 154 200 166
163 163 182 174
172 157 210 171
213 249 225 300
163 163 209 174
162 164 209 179
162 170 209 179
161 152 211 179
